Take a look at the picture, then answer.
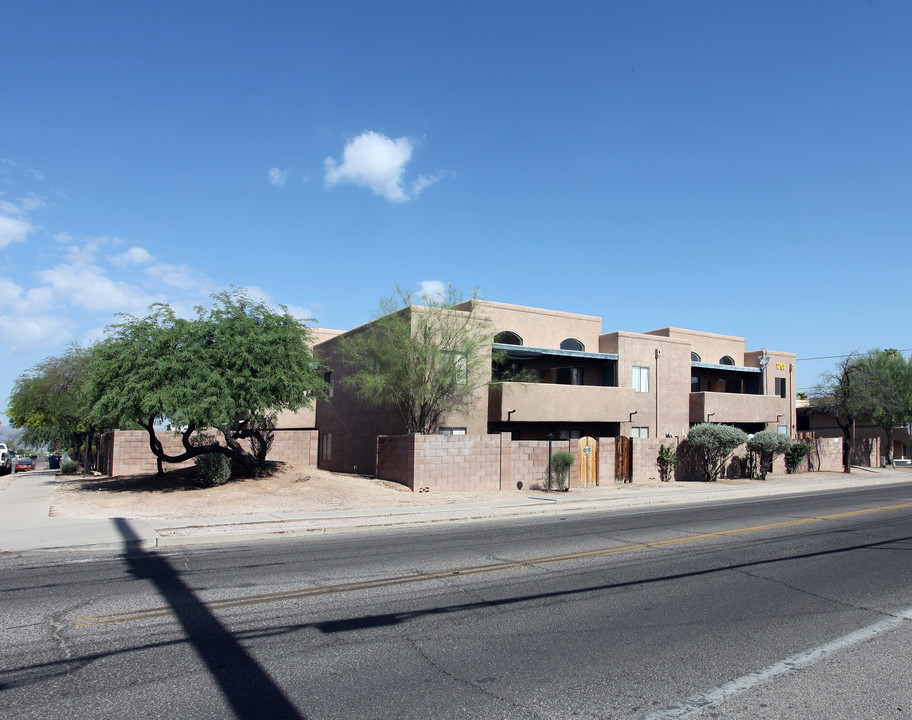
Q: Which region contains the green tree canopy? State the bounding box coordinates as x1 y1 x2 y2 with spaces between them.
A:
687 423 748 481
7 344 101 460
335 286 493 435
853 349 912 466
88 289 326 475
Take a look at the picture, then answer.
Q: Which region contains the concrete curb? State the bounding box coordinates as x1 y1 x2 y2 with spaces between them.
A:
2 468 911 553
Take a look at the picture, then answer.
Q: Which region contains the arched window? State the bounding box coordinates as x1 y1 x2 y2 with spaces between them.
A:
719 355 735 366
560 338 584 351
691 352 701 362
494 331 522 345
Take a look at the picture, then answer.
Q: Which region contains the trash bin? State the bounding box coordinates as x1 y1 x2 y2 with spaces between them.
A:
49 455 61 470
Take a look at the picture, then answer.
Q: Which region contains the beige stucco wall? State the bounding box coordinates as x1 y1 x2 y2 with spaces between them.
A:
599 331 692 439
466 300 603 352
646 327 746 365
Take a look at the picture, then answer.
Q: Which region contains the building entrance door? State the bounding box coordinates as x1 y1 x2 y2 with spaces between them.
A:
578 437 598 487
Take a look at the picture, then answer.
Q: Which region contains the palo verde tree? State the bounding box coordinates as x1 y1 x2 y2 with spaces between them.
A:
335 286 493 435
7 344 105 466
687 423 748 481
853 349 912 466
88 289 326 476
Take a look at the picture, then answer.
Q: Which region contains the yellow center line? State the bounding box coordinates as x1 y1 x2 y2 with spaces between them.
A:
75 501 912 628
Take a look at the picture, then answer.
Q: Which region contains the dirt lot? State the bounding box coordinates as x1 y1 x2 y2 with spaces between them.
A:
48 464 532 520
43 464 895 521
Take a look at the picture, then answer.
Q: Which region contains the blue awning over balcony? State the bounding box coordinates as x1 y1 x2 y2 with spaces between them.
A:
691 361 761 374
493 343 618 361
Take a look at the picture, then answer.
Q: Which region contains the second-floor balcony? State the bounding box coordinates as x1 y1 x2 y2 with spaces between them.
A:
690 392 787 425
490 382 637 424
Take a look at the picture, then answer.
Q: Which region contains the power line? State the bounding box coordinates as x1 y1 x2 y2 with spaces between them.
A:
798 349 912 362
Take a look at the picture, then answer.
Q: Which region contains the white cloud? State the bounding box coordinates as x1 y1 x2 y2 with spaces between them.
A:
144 262 211 293
411 172 443 197
417 280 447 304
26 169 45 181
0 214 32 249
0 312 72 353
111 246 155 267
325 130 436 203
0 196 40 249
268 167 291 186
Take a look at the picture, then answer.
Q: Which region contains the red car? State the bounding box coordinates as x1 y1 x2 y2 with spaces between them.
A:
14 457 35 473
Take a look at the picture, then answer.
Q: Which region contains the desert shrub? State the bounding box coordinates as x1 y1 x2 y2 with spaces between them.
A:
60 459 79 474
687 423 748 481
657 443 677 481
550 450 575 491
785 442 813 474
195 452 232 486
746 431 792 480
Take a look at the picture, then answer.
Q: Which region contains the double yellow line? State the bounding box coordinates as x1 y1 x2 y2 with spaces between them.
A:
75 501 912 628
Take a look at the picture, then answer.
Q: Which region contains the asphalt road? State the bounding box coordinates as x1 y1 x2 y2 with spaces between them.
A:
2 483 912 719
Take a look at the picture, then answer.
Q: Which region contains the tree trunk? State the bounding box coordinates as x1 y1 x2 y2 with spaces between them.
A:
883 425 895 467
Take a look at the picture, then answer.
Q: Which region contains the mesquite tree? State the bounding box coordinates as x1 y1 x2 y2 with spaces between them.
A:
88 289 325 476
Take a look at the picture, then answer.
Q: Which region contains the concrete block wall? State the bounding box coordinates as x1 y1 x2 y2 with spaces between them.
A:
97 429 318 477
411 434 503 492
376 435 416 488
599 437 616 484
632 438 676 483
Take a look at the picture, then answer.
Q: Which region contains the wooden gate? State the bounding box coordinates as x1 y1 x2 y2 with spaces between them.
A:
577 437 598 487
616 436 632 483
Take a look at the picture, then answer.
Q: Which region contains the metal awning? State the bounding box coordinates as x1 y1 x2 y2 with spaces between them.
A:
493 343 618 361
691 361 761 374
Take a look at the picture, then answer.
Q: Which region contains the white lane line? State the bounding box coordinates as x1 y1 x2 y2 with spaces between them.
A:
633 605 912 720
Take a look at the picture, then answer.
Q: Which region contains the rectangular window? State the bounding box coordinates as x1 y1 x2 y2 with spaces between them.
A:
778 425 788 435
321 433 332 461
691 376 700 392
324 371 334 398
438 427 467 435
558 429 582 440
632 366 650 393
631 426 650 438
775 377 787 398
441 351 468 384
601 365 617 387
725 378 742 394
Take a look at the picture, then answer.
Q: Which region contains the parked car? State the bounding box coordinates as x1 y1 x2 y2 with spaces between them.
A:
0 444 10 475
14 457 35 473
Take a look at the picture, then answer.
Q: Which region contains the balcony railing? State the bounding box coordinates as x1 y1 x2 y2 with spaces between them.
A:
490 382 637 424
689 392 786 425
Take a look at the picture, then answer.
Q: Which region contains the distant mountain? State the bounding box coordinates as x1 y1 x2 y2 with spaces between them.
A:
0 426 21 443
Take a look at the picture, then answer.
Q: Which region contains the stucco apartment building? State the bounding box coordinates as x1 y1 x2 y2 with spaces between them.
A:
314 300 796 475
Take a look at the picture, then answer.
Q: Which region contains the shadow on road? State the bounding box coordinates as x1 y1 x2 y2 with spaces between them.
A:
114 518 305 720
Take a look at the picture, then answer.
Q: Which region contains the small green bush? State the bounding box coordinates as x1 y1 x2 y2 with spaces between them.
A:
195 452 232 486
60 459 79 474
687 423 748 481
785 442 813 474
657 443 677 481
746 430 793 480
550 450 575 491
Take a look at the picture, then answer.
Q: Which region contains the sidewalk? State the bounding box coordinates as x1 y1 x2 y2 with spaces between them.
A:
2 467 911 553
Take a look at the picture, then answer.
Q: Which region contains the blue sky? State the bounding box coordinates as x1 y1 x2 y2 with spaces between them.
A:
2 1 910 422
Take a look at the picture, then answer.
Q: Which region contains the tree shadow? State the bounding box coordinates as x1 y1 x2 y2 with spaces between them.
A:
114 518 306 719
57 462 290 494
